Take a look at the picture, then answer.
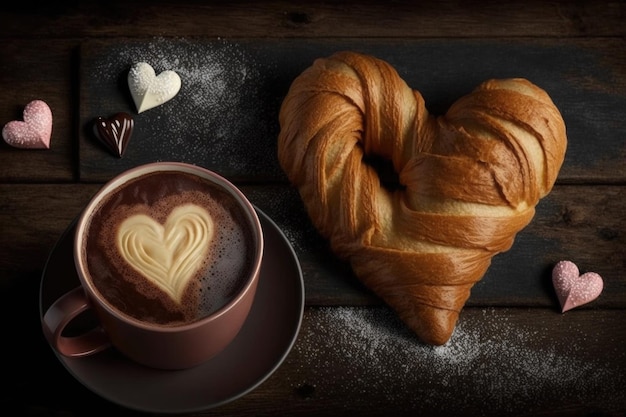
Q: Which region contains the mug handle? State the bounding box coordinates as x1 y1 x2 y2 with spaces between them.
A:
42 287 111 357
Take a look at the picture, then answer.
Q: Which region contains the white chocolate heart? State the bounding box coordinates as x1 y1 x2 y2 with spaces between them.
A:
127 62 181 113
116 204 213 304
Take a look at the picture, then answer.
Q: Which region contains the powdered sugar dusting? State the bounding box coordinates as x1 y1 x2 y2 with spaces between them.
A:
244 186 314 254
88 38 282 177
288 306 625 415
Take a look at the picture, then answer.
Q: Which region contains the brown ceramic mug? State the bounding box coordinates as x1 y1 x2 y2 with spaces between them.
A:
42 162 264 370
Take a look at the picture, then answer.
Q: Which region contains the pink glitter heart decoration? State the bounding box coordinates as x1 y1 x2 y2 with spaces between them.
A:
2 100 53 149
552 260 603 312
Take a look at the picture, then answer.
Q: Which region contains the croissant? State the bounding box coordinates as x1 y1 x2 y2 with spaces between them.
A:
277 51 567 345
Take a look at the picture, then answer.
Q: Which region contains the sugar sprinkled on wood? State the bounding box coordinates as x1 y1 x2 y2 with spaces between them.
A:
287 306 625 416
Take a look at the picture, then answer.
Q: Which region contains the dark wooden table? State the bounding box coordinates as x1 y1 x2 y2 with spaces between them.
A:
1 2 625 416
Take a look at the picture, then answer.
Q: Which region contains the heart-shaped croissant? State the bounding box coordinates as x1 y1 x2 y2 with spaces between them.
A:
278 51 567 345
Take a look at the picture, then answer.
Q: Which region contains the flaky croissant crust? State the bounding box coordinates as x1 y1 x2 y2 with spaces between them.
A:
278 51 567 345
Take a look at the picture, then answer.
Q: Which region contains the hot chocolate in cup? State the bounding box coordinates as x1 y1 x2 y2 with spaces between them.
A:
42 162 264 370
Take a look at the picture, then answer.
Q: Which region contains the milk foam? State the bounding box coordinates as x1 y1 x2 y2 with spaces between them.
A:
84 171 254 326
116 203 215 304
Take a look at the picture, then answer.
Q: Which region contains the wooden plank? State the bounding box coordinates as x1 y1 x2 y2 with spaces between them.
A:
0 184 98 292
0 0 624 39
12 306 626 416
0 40 76 182
245 184 626 309
78 38 626 183
1 184 624 309
248 307 626 417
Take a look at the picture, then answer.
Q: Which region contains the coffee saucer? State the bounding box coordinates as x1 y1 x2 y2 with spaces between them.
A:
39 207 305 414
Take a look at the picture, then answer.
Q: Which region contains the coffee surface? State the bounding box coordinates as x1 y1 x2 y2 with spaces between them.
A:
83 170 254 326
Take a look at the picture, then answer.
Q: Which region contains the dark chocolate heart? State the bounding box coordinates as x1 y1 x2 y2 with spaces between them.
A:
93 112 134 158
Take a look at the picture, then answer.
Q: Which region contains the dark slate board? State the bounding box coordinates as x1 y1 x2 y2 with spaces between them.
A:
79 38 625 183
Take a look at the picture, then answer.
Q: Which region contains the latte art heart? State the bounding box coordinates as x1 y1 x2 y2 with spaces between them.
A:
116 204 213 304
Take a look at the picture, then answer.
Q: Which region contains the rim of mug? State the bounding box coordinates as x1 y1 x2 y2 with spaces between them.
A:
73 161 264 332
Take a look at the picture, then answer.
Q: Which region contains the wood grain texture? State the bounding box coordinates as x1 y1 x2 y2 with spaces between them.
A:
0 0 624 38
6 306 624 416
1 183 623 308
0 40 76 182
